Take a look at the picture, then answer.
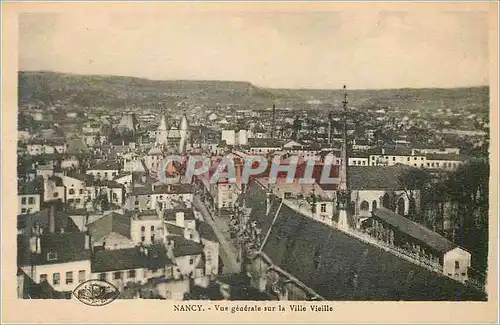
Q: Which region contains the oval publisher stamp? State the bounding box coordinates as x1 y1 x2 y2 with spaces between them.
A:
73 280 120 306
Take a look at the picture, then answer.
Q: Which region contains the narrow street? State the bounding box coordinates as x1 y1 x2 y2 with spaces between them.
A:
193 195 241 274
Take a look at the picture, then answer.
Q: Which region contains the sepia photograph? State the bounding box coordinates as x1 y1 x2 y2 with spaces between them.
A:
2 1 498 323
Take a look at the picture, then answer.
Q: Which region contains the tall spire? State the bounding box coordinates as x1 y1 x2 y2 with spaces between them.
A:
337 85 350 231
271 102 276 139
340 85 349 191
327 110 332 146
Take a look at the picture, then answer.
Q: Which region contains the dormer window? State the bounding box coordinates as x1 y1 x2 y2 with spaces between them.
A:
47 252 58 261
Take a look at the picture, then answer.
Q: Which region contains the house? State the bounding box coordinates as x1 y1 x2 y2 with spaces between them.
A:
127 184 194 211
424 153 465 171
61 174 92 209
86 161 121 181
87 212 136 251
197 221 220 276
18 180 43 215
167 235 205 279
43 176 66 203
130 210 165 246
17 232 92 293
91 245 174 290
247 138 283 155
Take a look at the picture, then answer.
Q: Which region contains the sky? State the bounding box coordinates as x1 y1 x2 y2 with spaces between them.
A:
18 7 490 90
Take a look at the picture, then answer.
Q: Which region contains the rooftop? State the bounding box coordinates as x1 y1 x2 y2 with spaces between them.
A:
17 232 91 267
92 245 173 273
372 207 457 254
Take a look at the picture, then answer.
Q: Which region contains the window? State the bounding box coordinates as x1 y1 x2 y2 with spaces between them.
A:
53 273 60 285
69 189 75 195
455 261 460 269
150 226 155 231
104 172 108 178
141 236 145 242
21 208 27 213
79 189 84 195
21 197 27 205
151 235 155 243
78 270 86 283
28 197 35 204
128 270 136 278
360 201 369 211
53 192 59 198
141 226 145 232
40 274 48 282
407 157 410 161
392 157 396 161
68 199 74 204
99 273 107 281
76 198 81 203
135 200 139 206
47 252 58 261
66 271 73 284
113 271 122 280
189 258 194 265
320 203 327 213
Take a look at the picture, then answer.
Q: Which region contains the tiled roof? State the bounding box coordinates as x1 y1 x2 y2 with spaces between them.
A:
197 221 219 243
165 223 185 236
425 153 464 161
153 184 194 195
87 212 131 242
164 208 196 222
348 164 426 190
248 138 283 148
91 245 173 273
88 160 121 171
66 138 89 154
372 208 457 253
259 209 485 301
17 232 91 267
168 236 203 257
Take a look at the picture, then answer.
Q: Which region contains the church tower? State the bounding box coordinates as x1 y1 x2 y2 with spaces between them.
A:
156 111 169 147
178 111 190 153
337 85 351 231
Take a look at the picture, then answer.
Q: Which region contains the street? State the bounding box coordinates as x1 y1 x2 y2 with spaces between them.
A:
193 195 241 274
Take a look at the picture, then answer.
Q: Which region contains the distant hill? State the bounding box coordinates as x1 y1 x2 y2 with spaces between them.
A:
18 71 489 113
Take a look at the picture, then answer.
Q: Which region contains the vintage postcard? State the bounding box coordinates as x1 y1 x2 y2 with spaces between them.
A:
1 1 498 324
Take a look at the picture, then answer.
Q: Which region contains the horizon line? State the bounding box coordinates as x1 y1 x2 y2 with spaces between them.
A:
18 69 490 92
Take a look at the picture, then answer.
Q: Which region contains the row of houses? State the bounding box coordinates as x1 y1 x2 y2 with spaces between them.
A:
17 203 220 298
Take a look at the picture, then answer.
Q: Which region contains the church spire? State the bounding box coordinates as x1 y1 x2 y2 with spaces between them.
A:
337 85 350 230
340 85 349 191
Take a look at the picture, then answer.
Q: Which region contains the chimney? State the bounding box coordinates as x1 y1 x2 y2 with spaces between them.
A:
84 234 90 250
381 148 385 155
36 237 41 254
176 211 185 228
49 205 56 234
166 241 174 260
29 237 37 253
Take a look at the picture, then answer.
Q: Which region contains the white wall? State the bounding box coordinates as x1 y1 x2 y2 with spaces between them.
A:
86 169 119 181
18 194 41 215
443 247 471 282
22 259 91 292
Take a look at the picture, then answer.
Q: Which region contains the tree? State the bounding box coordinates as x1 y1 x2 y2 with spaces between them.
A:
397 167 430 218
444 159 489 273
